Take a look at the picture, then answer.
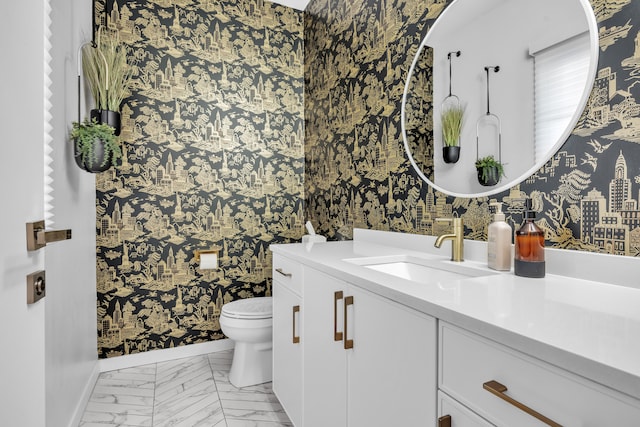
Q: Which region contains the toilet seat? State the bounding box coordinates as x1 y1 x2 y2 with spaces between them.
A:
221 297 272 320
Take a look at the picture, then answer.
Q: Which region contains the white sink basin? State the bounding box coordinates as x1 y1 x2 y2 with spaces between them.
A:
344 255 496 284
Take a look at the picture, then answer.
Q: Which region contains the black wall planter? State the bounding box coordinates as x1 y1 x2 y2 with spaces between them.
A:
74 137 113 173
443 146 460 163
477 166 500 186
91 109 121 136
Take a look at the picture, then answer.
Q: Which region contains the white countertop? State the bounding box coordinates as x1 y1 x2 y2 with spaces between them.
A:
270 229 640 401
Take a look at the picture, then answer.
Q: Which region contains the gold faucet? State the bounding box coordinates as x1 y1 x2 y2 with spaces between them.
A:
434 217 464 262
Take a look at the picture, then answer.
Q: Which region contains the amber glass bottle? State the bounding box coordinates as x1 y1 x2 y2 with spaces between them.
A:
514 199 545 278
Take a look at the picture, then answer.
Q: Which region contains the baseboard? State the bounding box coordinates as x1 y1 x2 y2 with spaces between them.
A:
98 339 235 372
68 360 100 427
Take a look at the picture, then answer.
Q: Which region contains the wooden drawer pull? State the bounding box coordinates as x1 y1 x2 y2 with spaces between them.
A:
438 415 451 427
344 295 354 349
292 305 300 344
334 291 343 341
483 380 562 427
275 268 292 278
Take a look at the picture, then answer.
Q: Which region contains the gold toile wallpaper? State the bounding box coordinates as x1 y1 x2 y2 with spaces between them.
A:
304 0 640 258
95 0 303 358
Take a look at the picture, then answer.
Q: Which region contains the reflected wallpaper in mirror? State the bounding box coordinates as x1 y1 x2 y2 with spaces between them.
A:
404 46 435 181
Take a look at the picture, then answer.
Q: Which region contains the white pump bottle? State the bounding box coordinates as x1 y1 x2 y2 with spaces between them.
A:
487 202 512 271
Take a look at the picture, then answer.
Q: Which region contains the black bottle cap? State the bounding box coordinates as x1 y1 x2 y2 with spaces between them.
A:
524 198 536 219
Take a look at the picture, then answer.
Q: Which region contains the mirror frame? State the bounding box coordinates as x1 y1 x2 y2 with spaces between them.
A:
401 0 600 198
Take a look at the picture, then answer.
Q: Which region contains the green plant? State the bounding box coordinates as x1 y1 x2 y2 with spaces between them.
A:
475 155 505 183
441 105 465 147
71 118 121 169
82 26 132 111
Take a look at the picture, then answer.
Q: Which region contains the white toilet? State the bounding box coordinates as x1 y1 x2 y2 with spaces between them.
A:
220 296 273 388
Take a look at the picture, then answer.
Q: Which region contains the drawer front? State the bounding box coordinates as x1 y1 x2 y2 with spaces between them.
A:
438 391 494 427
272 254 302 296
439 322 640 427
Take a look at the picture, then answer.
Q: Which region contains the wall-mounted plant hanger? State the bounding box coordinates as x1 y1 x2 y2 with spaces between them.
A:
441 51 464 164
443 51 461 107
72 0 130 173
475 66 504 186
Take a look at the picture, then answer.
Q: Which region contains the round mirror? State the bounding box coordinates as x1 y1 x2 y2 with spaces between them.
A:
401 0 599 198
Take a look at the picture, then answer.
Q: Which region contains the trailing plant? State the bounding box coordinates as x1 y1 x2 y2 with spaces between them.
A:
82 26 132 111
71 118 121 169
441 105 465 147
475 155 505 183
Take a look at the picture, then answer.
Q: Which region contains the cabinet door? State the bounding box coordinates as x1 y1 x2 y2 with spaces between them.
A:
272 281 303 427
438 391 494 427
303 268 348 427
347 285 437 427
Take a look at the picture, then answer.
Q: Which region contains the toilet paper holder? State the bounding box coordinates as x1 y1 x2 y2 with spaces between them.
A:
193 249 219 262
194 249 220 270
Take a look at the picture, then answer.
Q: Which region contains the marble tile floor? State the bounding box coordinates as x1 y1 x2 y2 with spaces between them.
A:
79 349 293 427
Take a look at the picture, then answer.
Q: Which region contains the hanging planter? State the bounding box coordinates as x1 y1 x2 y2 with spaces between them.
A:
475 155 505 186
71 24 132 167
442 146 460 163
441 104 464 164
475 65 503 186
441 51 463 164
72 118 122 173
90 109 121 136
81 26 132 136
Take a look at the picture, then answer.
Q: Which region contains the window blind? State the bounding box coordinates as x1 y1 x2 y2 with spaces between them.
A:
533 32 591 162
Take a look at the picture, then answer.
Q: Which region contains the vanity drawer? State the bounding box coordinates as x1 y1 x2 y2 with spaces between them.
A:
272 254 302 296
439 322 640 427
438 391 494 427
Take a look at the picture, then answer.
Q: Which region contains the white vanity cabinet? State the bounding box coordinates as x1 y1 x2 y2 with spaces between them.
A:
303 266 437 427
272 233 640 427
272 255 303 427
439 322 640 427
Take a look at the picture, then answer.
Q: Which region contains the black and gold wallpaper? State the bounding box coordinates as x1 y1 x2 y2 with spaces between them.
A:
95 0 303 358
304 0 640 258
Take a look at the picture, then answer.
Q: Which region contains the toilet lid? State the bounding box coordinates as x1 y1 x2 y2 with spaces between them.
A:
221 297 273 319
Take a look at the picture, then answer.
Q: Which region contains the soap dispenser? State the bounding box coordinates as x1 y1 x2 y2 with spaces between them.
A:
487 202 511 271
514 198 545 278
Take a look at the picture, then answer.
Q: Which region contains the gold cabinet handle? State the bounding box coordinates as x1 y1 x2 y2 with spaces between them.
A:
483 380 562 427
438 415 451 427
343 295 354 349
292 305 300 344
275 268 292 278
334 291 343 341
